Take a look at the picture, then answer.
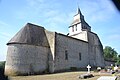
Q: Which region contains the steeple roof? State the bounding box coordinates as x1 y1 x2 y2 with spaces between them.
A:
70 7 83 26
77 7 81 14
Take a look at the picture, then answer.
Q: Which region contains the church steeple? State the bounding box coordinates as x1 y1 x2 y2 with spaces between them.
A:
70 7 84 26
68 7 91 36
77 7 81 14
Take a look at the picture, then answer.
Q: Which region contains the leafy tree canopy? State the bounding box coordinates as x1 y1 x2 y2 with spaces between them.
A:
103 46 118 61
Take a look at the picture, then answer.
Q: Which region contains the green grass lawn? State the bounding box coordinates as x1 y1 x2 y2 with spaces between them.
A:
8 71 119 80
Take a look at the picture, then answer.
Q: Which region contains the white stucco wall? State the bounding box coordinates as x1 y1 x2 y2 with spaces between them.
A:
54 33 89 71
69 24 82 36
74 14 80 21
70 31 88 42
5 44 49 76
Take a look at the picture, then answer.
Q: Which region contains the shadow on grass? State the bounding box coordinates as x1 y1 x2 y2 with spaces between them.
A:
0 68 9 80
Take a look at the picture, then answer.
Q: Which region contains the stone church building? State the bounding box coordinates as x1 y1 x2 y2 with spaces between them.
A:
5 8 105 76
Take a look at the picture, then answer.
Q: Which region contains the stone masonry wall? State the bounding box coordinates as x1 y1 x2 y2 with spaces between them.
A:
88 32 105 67
54 33 89 71
45 30 56 73
5 44 49 76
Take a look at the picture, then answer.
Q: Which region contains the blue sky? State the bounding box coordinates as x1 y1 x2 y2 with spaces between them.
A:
0 0 120 61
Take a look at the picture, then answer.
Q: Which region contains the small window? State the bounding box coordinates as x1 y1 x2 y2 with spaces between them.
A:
76 25 77 31
72 26 74 32
79 53 81 60
26 51 28 53
65 50 68 60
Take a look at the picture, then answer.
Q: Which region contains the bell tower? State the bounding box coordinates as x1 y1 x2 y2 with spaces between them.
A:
69 7 91 35
68 7 91 41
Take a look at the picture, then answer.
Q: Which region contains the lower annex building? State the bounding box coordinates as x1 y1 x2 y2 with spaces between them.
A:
5 8 105 76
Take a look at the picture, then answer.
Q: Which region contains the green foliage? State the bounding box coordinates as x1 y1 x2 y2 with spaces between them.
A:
116 54 120 65
0 61 6 69
0 61 8 80
103 46 118 61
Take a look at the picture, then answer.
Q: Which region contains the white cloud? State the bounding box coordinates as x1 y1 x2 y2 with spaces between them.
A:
0 32 12 39
42 9 74 34
26 0 44 7
19 0 74 33
0 21 13 40
45 12 71 24
14 0 59 20
81 0 116 23
0 21 9 27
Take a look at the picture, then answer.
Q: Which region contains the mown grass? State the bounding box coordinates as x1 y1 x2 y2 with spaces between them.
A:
8 71 119 80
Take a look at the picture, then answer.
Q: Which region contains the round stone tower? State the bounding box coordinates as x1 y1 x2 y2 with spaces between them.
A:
5 23 50 76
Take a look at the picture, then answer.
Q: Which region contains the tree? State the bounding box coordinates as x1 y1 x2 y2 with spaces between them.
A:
0 61 5 69
116 54 120 65
0 61 8 80
103 46 118 61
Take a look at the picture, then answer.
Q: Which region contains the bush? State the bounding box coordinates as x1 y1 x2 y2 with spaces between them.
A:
0 61 8 80
0 61 6 69
70 67 77 71
0 61 6 75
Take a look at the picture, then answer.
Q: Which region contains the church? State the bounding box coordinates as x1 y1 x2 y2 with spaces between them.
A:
5 8 105 76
